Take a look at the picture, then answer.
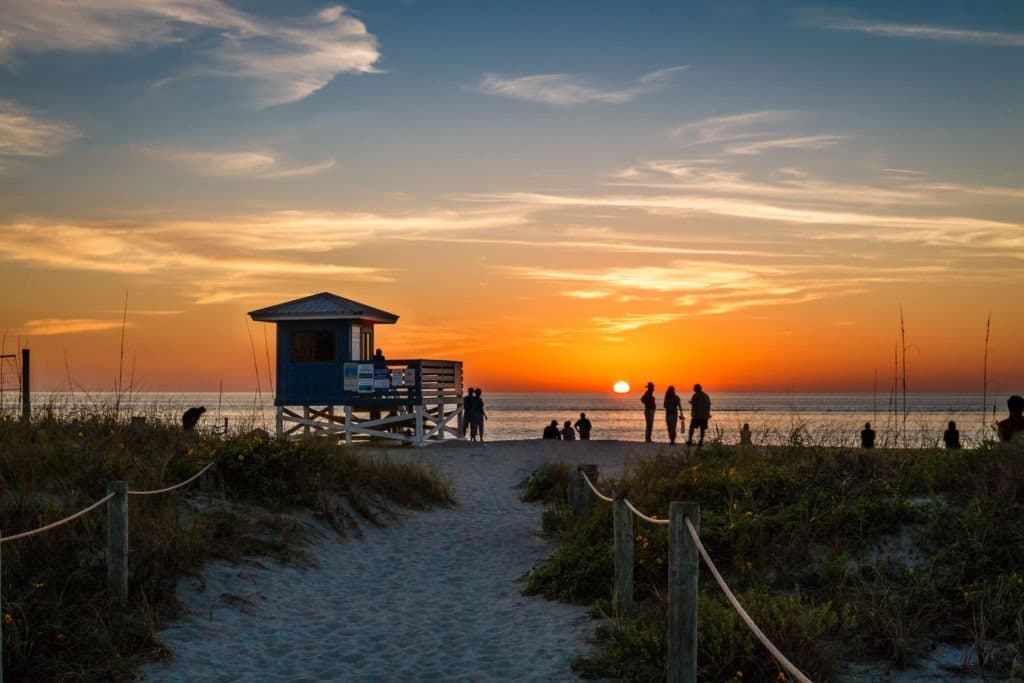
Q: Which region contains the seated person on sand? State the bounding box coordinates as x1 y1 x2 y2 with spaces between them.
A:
543 420 561 439
998 395 1024 443
861 422 876 449
739 423 752 446
182 406 206 431
561 420 575 441
943 421 961 450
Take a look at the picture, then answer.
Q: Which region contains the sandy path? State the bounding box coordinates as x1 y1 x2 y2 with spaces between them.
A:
139 440 650 682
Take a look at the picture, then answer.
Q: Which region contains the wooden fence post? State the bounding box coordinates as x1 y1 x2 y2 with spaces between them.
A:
668 502 699 683
106 481 128 606
613 489 634 617
1 531 5 682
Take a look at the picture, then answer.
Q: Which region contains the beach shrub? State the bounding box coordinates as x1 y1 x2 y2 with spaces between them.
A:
532 442 1024 680
0 415 453 681
517 462 569 504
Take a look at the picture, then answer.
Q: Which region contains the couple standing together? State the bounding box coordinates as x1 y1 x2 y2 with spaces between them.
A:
641 382 711 446
462 387 488 442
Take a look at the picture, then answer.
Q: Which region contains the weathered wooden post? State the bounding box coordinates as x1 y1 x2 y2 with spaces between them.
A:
106 481 128 606
20 348 30 421
612 489 634 616
1 530 5 682
668 502 700 683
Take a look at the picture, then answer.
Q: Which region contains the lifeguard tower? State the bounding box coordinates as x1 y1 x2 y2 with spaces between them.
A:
248 292 464 446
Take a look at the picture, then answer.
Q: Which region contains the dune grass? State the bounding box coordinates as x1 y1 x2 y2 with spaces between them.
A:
0 414 453 681
522 441 1024 682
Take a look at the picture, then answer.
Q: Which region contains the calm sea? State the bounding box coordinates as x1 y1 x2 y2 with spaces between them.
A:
6 391 1004 448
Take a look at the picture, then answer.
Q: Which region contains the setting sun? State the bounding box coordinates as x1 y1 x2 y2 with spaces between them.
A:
613 381 630 394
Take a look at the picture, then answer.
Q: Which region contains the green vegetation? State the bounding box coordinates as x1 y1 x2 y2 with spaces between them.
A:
522 443 1024 682
0 414 453 681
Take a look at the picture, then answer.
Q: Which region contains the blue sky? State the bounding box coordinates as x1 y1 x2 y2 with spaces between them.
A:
0 1 1022 391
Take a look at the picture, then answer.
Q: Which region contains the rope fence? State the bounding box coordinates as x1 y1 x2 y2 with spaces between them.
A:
128 462 215 496
576 466 812 683
0 461 216 681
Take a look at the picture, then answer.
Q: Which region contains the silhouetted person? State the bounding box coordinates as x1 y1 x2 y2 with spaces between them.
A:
543 420 561 439
998 395 1024 443
641 382 656 442
561 420 575 440
861 422 876 449
740 423 753 446
574 412 592 440
470 387 488 442
943 420 961 449
373 348 386 362
687 384 711 446
664 385 682 444
462 387 475 437
182 406 206 431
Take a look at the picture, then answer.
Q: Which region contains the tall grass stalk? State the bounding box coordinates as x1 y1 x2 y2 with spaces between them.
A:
983 313 991 436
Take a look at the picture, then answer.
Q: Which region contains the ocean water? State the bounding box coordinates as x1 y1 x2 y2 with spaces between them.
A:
7 390 1005 448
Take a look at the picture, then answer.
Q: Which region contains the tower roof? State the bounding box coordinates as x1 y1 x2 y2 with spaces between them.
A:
248 292 399 323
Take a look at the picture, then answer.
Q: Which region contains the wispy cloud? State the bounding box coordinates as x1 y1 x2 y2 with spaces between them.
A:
476 65 688 105
0 2 380 105
20 318 129 336
723 134 848 155
137 147 335 179
671 110 793 145
0 207 532 302
0 100 80 158
806 14 1024 47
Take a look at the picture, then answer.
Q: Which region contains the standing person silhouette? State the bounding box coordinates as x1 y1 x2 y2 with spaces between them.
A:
574 412 592 440
470 387 488 442
641 382 657 442
943 420 961 449
687 384 711 446
664 386 682 444
462 387 474 438
998 395 1024 443
543 420 561 439
561 420 575 440
861 422 876 448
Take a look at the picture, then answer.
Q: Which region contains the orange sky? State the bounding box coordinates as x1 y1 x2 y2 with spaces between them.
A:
0 3 1021 395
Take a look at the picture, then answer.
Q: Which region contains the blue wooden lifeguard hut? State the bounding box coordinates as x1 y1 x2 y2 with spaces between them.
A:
248 292 464 445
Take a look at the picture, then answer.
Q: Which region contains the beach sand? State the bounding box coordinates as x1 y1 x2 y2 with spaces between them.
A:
139 439 652 682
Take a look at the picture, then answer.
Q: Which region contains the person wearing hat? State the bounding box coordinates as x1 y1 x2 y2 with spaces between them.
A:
641 382 657 442
686 383 711 446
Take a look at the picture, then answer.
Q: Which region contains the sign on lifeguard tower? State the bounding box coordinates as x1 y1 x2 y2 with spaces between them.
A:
248 292 464 445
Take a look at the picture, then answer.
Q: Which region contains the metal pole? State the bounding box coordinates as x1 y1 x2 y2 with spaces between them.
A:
668 502 699 683
20 349 29 421
106 481 128 606
612 489 634 617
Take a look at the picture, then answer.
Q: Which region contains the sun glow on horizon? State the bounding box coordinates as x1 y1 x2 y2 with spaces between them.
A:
613 381 630 394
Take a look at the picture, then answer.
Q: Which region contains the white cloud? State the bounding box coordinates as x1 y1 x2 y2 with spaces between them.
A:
0 100 80 158
0 2 380 105
476 65 688 105
138 147 335 179
807 15 1024 47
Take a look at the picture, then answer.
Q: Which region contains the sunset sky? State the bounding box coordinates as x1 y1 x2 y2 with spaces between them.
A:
0 1 1021 394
